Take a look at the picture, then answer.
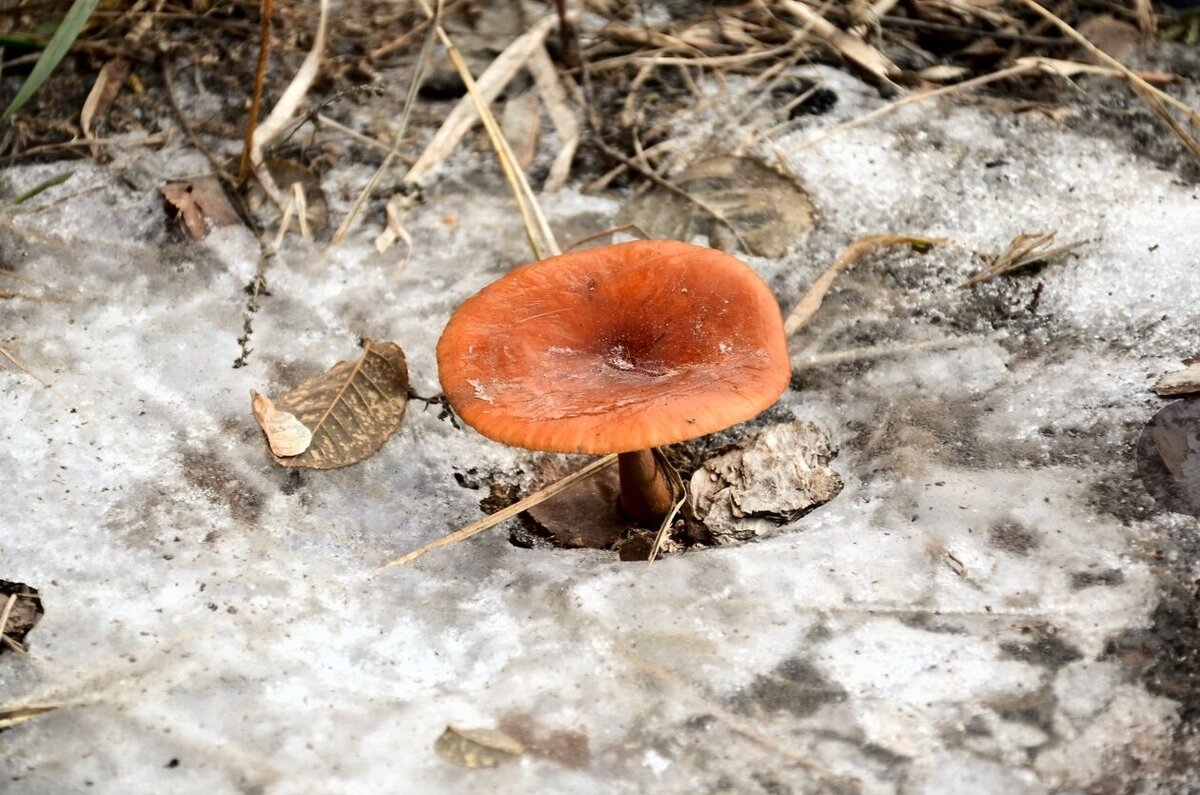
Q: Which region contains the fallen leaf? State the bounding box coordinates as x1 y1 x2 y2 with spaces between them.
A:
1077 14 1140 63
80 57 130 142
434 725 525 768
250 391 313 457
161 177 241 240
689 421 843 543
625 155 816 258
252 340 409 469
1153 361 1200 397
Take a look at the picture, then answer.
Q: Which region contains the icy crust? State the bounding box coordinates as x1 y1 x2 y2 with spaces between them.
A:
1 70 1198 793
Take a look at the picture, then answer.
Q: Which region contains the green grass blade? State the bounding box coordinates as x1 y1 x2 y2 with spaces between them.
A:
11 171 73 205
1 0 101 124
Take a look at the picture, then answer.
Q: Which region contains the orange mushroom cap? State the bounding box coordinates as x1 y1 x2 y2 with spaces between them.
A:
436 240 791 454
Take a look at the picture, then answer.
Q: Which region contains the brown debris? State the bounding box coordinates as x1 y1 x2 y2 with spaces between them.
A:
161 177 241 240
1153 361 1200 398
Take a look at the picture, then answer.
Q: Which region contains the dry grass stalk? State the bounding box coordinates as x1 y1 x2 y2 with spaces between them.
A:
785 235 948 335
778 0 897 84
0 705 58 731
0 344 48 386
373 455 619 572
330 1 441 245
437 21 560 259
1016 0 1200 163
961 231 1085 288
403 16 557 185
0 594 25 654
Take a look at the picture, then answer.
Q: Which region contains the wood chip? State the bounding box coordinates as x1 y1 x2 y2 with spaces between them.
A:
1153 362 1200 397
434 726 525 768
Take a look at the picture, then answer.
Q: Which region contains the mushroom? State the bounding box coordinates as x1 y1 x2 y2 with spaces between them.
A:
436 239 790 525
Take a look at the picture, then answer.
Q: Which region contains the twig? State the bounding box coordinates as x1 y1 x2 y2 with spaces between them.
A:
785 235 948 335
646 494 685 564
373 455 618 572
564 223 651 251
793 62 1035 151
238 0 275 183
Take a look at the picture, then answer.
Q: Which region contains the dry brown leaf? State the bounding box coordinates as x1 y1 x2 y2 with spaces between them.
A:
80 58 131 144
434 725 525 768
252 340 409 469
1076 14 1140 63
161 178 241 240
626 155 815 258
250 391 314 457
1153 362 1200 397
962 231 1085 288
779 0 899 84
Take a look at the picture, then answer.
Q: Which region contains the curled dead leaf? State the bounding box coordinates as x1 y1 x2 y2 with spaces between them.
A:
161 177 241 240
251 340 409 469
434 725 525 768
250 391 313 457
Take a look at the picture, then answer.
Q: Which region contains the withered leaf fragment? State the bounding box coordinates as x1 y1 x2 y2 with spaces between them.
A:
1153 361 1200 397
434 725 525 769
161 177 241 240
252 340 409 469
250 391 313 457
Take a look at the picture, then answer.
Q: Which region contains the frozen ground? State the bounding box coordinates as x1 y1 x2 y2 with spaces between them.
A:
2 66 1199 793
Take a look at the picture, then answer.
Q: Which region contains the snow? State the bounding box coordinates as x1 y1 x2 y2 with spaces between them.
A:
1 65 1198 794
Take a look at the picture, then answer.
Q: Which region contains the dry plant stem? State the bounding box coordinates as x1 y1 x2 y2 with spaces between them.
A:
785 235 948 335
794 63 1035 151
436 20 559 258
0 344 47 385
647 494 686 564
618 449 675 524
374 455 618 572
1016 0 1200 157
239 0 274 184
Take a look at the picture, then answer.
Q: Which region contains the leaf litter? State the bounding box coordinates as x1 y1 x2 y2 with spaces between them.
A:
251 340 409 470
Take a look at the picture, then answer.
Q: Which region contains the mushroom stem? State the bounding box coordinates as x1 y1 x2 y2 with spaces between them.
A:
617 449 675 525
